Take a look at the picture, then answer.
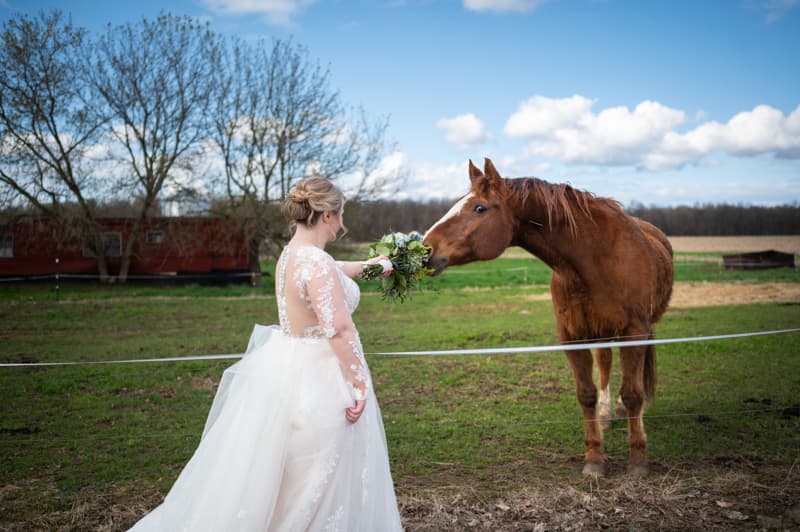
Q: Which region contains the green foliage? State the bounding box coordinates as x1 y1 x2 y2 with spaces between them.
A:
362 232 433 302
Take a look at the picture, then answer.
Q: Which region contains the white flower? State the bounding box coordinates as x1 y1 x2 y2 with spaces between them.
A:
393 232 410 247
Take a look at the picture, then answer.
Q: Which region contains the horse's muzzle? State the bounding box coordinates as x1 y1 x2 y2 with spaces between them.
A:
425 254 448 276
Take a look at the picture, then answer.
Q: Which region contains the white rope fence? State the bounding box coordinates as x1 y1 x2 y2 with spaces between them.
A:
2 327 799 367
373 328 800 356
1 328 797 450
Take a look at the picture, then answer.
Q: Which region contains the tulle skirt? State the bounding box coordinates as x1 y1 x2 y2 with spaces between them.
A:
129 325 403 532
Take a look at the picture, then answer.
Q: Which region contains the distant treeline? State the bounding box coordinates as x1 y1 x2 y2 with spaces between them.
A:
343 200 453 241
341 200 800 241
4 200 797 245
626 203 800 236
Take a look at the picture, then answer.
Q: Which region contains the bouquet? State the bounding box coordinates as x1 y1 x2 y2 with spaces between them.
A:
361 231 432 302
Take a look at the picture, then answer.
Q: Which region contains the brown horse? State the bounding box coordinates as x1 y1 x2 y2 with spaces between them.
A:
423 158 673 477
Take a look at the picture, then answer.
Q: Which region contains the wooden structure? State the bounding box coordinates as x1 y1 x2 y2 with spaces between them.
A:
0 217 250 279
722 250 795 270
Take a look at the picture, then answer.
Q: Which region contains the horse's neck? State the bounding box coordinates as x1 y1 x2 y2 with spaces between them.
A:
513 221 577 274
509 183 596 276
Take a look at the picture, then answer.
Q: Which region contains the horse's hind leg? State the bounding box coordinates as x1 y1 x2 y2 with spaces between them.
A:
619 344 648 476
594 347 613 430
615 396 628 420
566 348 604 476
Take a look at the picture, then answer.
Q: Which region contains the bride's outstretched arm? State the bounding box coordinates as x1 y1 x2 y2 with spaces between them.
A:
337 255 393 280
337 261 366 279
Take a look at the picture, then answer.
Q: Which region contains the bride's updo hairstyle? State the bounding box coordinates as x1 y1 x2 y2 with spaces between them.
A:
282 177 346 231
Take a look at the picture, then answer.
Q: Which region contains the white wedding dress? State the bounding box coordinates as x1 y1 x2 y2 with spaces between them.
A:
130 245 403 531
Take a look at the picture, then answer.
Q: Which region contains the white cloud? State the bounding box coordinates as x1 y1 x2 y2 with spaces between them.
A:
362 151 407 193
507 95 686 166
336 151 408 200
201 0 316 26
436 113 491 150
646 104 800 170
504 95 594 137
463 0 547 13
401 161 472 200
504 95 800 171
373 151 406 178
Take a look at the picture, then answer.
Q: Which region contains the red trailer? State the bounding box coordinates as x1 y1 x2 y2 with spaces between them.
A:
0 217 250 280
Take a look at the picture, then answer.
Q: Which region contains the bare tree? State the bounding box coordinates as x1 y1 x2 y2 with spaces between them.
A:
207 37 401 271
86 13 222 281
0 10 113 278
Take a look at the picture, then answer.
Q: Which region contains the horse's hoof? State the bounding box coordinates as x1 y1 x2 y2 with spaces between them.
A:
582 461 605 477
628 463 649 477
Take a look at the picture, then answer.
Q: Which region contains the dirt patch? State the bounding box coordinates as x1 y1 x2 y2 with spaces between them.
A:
516 282 800 308
667 235 800 254
399 462 800 531
671 282 800 308
16 461 793 531
7 463 797 531
183 375 220 391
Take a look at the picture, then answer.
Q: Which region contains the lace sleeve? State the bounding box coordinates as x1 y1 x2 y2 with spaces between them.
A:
305 253 371 401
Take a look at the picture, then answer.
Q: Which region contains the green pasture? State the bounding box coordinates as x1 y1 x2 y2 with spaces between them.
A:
1 247 798 304
1 253 799 528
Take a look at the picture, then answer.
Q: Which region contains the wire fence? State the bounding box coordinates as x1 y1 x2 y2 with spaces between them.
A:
2 327 798 367
1 327 798 451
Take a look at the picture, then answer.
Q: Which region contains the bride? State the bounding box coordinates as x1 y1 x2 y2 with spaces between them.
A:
130 178 404 531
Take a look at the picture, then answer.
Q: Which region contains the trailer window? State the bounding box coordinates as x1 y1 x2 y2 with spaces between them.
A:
83 232 122 258
0 234 12 258
146 230 165 244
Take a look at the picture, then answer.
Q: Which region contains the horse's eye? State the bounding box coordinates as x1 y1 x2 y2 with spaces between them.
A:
474 204 487 214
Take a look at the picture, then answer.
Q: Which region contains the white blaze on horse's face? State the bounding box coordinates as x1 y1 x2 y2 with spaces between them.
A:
424 193 474 240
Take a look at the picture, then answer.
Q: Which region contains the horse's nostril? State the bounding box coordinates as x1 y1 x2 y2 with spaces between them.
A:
427 255 447 274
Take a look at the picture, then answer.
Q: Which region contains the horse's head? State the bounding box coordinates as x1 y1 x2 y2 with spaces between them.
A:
423 158 515 275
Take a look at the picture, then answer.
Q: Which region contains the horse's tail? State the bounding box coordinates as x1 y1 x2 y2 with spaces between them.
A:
644 342 656 401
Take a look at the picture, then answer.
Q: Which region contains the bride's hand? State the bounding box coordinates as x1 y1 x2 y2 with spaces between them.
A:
366 255 393 278
346 399 366 423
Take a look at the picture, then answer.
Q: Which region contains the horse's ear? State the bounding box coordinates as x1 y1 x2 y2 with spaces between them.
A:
483 158 502 185
468 159 485 186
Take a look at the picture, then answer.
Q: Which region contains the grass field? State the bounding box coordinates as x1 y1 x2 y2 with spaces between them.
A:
1 237 799 530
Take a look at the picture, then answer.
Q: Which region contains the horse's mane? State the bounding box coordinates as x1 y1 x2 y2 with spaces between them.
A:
506 177 622 238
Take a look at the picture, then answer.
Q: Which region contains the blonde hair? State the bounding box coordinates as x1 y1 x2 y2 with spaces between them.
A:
282 177 347 234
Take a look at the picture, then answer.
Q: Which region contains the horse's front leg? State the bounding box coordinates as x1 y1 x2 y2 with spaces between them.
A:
566 348 604 477
594 347 613 430
620 344 648 476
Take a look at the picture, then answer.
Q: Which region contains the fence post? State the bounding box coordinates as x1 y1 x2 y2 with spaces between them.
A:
55 257 60 301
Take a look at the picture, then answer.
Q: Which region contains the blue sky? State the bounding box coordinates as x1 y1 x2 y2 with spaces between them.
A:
2 0 799 206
